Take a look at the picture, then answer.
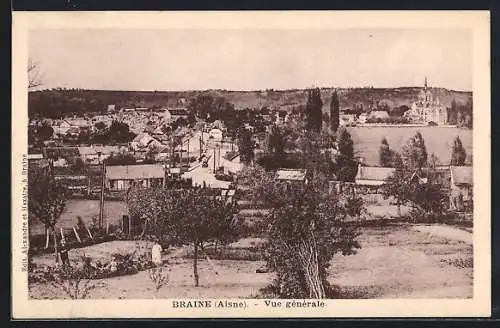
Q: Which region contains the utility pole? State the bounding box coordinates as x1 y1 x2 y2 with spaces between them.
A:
187 136 190 165
199 136 202 157
218 142 221 170
213 145 216 173
98 158 106 229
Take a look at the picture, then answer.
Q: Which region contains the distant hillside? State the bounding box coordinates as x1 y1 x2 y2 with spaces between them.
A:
28 87 472 118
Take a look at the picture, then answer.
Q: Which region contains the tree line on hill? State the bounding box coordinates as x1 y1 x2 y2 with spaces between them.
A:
29 119 137 147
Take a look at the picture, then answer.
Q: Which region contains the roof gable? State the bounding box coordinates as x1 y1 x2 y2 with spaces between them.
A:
275 169 307 181
106 164 165 180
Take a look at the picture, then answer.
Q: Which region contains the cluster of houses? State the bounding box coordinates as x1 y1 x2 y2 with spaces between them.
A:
266 164 472 212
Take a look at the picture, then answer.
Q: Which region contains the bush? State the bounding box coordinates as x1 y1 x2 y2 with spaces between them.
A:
184 246 263 261
29 252 155 283
148 267 169 293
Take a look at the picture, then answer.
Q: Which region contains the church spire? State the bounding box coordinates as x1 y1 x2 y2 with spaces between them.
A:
424 76 428 89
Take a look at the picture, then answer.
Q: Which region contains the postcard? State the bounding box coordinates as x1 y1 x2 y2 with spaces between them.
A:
11 10 491 318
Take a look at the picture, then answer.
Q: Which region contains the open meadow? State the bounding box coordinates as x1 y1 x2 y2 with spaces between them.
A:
29 221 472 299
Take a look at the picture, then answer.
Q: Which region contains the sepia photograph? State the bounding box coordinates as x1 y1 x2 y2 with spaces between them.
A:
12 11 490 318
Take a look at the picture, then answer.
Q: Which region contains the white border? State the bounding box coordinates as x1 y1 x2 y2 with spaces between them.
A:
12 11 491 319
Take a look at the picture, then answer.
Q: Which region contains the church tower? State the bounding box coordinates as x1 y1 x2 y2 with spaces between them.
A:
424 76 428 89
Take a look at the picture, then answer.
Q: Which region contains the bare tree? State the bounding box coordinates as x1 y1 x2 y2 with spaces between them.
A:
28 58 43 90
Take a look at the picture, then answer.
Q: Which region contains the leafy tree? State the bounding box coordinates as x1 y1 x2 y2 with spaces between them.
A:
330 90 340 133
306 88 323 132
94 121 106 131
28 121 54 146
105 153 136 165
384 151 447 218
379 137 394 167
450 136 467 166
401 131 427 172
322 112 330 130
297 131 335 180
255 171 360 298
107 120 136 143
335 128 357 182
169 187 238 286
237 128 255 165
28 167 67 263
448 99 458 125
126 186 238 287
382 153 411 217
267 125 286 161
126 186 166 238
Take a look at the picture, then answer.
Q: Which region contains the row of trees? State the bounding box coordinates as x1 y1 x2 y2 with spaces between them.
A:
29 120 137 147
448 99 473 128
304 88 340 134
379 131 470 217
379 135 468 167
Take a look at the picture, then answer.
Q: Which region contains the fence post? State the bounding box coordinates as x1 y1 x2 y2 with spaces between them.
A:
45 228 50 249
60 227 66 243
73 226 82 243
86 226 93 240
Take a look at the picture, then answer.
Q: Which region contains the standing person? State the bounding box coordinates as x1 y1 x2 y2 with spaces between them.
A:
151 242 163 267
59 239 71 268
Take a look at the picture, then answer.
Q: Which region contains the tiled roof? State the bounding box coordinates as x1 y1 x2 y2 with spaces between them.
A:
106 164 165 180
167 109 189 116
275 169 307 181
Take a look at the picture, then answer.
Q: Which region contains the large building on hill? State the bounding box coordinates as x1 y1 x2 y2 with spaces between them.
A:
404 77 448 125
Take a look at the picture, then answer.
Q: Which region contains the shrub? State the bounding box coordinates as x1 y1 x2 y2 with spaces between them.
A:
148 267 169 293
29 252 155 283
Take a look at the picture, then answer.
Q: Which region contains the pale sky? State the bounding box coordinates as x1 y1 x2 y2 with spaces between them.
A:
29 28 472 91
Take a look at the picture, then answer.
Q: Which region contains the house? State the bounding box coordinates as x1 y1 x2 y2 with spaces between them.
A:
358 113 368 124
340 114 357 127
368 110 390 121
275 110 288 125
65 127 81 137
78 146 100 164
105 164 166 191
130 133 164 151
93 145 121 158
28 152 44 169
163 108 190 124
154 146 171 162
275 169 308 182
211 120 225 131
107 104 116 112
53 120 72 136
209 128 223 141
355 165 395 186
449 165 473 211
52 157 69 168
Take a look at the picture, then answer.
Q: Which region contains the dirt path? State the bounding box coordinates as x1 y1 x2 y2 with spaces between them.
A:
411 225 473 244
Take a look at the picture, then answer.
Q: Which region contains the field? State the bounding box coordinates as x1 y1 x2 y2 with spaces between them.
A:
29 222 472 299
348 126 473 166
